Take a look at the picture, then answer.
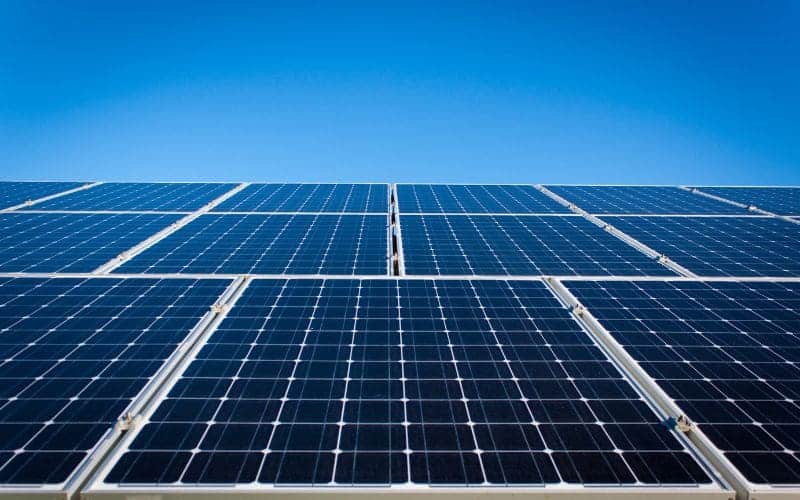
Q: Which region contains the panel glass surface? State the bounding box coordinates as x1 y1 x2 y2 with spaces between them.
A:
545 186 747 215
0 182 85 210
397 185 570 214
103 278 711 487
26 183 237 211
0 277 230 485
0 213 182 273
565 280 800 485
696 187 800 216
603 216 800 277
401 215 675 276
118 214 388 275
214 184 388 213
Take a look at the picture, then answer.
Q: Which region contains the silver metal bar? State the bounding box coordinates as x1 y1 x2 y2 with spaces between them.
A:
391 183 407 276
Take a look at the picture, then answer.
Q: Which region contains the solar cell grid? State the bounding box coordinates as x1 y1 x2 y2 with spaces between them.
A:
26 183 238 212
0 277 230 485
544 186 747 215
695 187 800 216
401 214 675 276
0 182 85 210
117 214 388 275
101 278 712 488
0 212 182 273
564 280 800 485
214 183 388 213
603 216 800 277
397 184 570 214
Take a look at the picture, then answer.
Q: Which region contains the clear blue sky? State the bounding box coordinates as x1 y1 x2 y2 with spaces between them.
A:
1 1 798 184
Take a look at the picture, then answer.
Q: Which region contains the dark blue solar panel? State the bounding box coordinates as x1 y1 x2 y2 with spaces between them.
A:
215 184 388 213
0 182 85 210
694 187 800 216
27 183 237 211
565 280 800 485
0 277 230 485
398 185 570 214
0 213 182 273
103 278 711 487
401 215 674 276
545 186 747 215
603 216 800 277
118 214 388 275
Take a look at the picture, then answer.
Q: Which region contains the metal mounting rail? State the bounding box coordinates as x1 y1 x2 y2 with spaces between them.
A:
534 185 697 277
542 277 749 500
0 181 103 213
92 183 250 274
682 186 800 226
390 183 406 276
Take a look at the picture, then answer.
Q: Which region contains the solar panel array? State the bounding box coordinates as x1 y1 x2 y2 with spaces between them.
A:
0 181 796 499
103 279 712 487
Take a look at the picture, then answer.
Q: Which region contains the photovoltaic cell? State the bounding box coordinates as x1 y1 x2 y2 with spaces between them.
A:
118 214 388 275
545 186 748 215
397 185 570 214
214 184 388 213
565 280 800 485
603 216 800 277
26 183 238 212
0 213 182 273
401 215 675 276
102 278 711 487
696 187 800 216
0 182 85 210
0 277 230 485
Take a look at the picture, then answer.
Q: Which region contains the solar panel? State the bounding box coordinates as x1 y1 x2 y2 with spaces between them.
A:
96 278 713 489
0 276 230 486
117 214 389 275
544 186 748 215
0 182 85 210
602 216 800 277
0 213 182 273
401 214 675 276
26 183 238 212
214 183 388 213
694 187 800 216
397 184 570 214
564 280 800 485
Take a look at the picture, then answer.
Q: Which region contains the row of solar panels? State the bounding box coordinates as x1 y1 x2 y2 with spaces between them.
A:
2 182 800 215
0 275 797 499
0 185 799 277
3 211 799 277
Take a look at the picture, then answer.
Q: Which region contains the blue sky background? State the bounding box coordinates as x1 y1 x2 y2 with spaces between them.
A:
1 1 798 184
